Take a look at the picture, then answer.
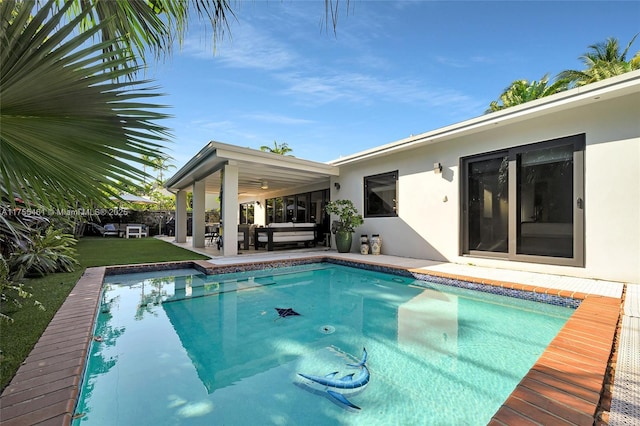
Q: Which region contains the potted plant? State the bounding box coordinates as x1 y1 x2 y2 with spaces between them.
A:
325 199 364 253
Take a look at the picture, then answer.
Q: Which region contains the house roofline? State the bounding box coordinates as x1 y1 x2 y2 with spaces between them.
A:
329 70 640 166
165 140 338 190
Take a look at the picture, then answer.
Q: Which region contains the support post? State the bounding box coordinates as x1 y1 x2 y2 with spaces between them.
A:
175 190 187 243
221 162 239 256
192 180 206 248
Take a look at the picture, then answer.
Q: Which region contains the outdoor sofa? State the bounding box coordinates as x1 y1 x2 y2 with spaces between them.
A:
254 222 317 251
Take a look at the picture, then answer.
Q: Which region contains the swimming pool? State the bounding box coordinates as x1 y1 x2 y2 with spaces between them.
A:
73 263 573 425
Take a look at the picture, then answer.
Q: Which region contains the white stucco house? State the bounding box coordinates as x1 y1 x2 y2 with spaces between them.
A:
166 70 639 283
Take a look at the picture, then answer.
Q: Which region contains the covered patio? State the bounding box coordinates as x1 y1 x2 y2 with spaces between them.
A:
164 141 339 256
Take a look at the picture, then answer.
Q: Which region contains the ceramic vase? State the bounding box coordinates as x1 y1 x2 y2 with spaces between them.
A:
335 230 353 253
370 234 382 255
360 234 369 255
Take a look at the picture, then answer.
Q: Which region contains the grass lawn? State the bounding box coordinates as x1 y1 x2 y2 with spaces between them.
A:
0 237 209 390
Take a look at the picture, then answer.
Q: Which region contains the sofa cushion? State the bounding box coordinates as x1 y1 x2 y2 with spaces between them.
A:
258 234 314 243
268 222 295 228
257 230 315 242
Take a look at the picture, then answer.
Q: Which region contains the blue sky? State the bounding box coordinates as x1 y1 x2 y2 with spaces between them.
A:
149 1 640 170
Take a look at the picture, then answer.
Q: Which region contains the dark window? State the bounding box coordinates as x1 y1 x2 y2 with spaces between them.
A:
265 189 329 225
274 197 284 223
285 195 296 222
295 194 308 223
265 198 275 224
466 155 509 253
264 189 330 242
516 144 574 258
365 171 398 217
239 203 254 224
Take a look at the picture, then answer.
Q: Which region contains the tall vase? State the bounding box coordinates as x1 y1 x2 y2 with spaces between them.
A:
360 234 369 255
370 234 382 255
335 230 353 253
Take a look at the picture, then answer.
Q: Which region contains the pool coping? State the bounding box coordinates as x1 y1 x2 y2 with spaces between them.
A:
0 257 622 425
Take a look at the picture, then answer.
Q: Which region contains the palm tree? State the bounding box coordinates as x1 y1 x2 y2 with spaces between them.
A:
141 154 154 184
151 155 177 185
260 141 294 156
140 154 175 186
1 0 170 209
486 75 569 113
557 34 640 87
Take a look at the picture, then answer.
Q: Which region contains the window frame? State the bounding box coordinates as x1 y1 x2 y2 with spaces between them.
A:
364 170 398 218
239 202 254 224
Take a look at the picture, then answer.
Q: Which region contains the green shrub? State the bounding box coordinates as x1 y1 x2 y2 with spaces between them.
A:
325 199 364 233
9 228 79 279
0 256 44 323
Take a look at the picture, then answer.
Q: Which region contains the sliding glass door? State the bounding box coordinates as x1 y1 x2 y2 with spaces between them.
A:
465 155 509 254
462 134 584 266
515 143 576 258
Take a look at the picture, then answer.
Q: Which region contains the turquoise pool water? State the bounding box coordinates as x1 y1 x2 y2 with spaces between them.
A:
73 263 573 425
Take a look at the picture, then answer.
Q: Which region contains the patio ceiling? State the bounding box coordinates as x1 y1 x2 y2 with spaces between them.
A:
165 141 339 197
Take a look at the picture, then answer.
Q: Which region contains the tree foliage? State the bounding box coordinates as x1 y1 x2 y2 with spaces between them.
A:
487 34 639 112
487 75 569 112
63 0 234 70
325 199 363 233
260 141 294 156
558 34 640 87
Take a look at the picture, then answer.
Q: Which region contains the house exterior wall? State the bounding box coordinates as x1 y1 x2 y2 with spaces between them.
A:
337 92 639 283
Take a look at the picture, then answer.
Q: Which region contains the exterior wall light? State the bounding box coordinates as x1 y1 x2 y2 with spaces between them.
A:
261 181 269 190
434 162 442 174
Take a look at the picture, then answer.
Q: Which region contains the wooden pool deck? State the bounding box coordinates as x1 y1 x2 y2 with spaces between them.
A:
0 248 635 425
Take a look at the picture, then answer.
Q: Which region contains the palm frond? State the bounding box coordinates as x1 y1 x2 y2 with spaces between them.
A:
63 0 234 67
1 0 171 210
557 34 639 87
485 75 568 113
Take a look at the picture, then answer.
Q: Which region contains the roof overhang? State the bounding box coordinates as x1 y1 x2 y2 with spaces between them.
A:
165 141 339 196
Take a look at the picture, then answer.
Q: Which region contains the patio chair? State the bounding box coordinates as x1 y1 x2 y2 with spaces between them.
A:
126 225 143 238
102 223 120 237
205 225 220 248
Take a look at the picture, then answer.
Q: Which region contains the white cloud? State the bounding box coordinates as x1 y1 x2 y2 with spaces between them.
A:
242 112 314 125
435 56 467 68
281 70 477 112
182 21 297 71
435 54 497 68
194 119 236 132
